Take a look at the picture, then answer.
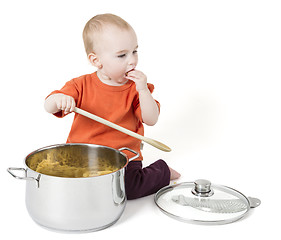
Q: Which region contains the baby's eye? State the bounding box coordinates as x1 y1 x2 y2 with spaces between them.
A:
133 50 138 54
117 54 126 58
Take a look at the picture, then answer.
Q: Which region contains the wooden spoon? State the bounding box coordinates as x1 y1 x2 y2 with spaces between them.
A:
74 107 171 152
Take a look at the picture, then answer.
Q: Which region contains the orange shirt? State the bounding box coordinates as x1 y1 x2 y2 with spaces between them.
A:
49 72 160 161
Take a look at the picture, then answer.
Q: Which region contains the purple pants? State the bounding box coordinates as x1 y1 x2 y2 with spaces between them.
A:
125 159 170 200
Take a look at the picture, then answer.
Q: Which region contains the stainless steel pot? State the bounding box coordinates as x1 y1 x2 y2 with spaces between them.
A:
7 143 139 233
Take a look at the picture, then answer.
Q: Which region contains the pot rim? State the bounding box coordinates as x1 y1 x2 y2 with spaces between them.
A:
23 143 129 179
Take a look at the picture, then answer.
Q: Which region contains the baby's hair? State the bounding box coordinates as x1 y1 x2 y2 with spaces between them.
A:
83 13 132 55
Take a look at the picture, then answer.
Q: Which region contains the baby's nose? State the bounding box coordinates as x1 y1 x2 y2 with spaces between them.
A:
128 54 137 66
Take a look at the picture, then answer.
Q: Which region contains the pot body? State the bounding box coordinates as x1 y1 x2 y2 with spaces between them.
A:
8 144 139 232
25 168 125 232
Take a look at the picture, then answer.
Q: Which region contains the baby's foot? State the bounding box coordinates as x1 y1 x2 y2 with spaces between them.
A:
169 167 181 180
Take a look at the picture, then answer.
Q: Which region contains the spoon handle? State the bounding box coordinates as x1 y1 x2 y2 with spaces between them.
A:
74 107 171 152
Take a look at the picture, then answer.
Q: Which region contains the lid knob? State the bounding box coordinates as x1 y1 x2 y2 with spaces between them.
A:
192 179 214 197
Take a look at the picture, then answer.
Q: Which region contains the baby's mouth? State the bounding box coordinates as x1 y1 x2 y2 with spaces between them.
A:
125 69 134 76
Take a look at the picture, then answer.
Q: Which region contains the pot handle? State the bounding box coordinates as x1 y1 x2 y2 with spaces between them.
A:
112 171 126 205
7 167 40 188
118 147 140 161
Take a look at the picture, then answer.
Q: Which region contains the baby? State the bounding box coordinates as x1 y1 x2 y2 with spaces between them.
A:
44 13 180 199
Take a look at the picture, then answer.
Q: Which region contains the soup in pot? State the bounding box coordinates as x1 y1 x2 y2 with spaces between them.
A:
26 145 124 178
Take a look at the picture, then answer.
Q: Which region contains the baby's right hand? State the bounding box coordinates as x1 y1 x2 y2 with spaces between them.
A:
52 93 76 114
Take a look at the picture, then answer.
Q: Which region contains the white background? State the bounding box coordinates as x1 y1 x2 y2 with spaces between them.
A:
1 0 280 239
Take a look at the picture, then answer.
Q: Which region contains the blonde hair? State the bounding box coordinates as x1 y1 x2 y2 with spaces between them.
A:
83 13 132 55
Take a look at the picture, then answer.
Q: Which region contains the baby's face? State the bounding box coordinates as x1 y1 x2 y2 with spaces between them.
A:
94 25 138 85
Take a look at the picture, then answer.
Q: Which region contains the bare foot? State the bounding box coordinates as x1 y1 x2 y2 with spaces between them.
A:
169 167 181 180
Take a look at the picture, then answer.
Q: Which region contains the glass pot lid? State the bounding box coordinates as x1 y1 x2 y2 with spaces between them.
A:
154 179 260 225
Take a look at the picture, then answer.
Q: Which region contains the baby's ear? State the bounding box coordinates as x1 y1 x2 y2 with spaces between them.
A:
88 53 102 68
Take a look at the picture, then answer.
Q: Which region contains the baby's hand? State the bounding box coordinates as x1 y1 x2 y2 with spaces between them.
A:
126 69 147 92
53 93 76 114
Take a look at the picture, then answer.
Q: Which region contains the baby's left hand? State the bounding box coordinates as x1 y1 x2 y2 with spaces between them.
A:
126 69 148 92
